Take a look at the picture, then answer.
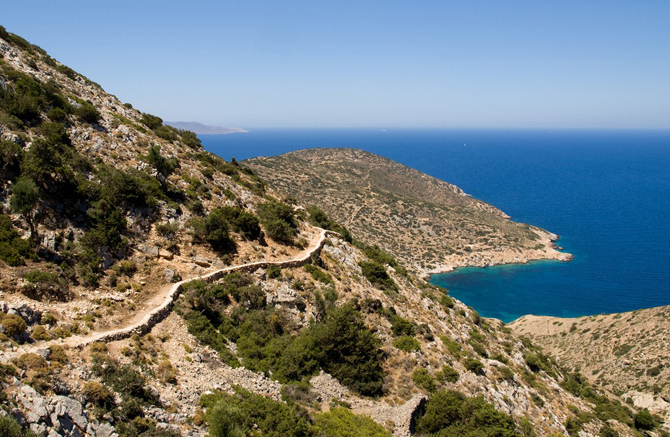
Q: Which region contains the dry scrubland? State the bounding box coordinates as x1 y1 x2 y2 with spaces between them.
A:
0 27 665 437
246 148 572 275
511 307 670 427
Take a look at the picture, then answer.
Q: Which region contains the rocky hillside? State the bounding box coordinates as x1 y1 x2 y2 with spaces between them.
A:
0 27 660 437
245 148 572 275
510 307 670 428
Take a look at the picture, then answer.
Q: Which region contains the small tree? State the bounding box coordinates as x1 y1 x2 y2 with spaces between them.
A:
144 144 178 188
10 177 39 244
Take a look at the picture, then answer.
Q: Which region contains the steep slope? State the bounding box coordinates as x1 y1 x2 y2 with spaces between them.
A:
0 27 650 437
245 148 572 275
510 307 670 426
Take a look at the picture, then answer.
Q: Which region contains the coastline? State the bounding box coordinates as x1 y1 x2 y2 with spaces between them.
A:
421 230 573 278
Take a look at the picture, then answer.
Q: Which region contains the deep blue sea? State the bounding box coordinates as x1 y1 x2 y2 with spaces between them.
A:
201 129 670 322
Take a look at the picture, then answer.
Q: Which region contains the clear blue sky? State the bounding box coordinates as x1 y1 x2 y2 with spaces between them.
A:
4 1 669 128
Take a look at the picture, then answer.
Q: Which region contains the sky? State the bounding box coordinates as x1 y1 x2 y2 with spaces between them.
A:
3 1 669 129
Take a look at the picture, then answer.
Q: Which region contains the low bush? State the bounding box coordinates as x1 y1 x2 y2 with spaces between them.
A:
412 367 436 392
0 415 37 437
201 387 312 437
313 407 391 437
391 315 415 337
0 214 36 266
91 356 158 404
393 335 420 352
16 353 48 371
415 390 521 436
304 264 332 284
31 325 49 341
2 313 26 338
359 261 396 291
435 365 459 384
82 380 116 409
306 206 353 242
73 100 100 124
464 358 484 375
267 265 282 279
633 409 655 430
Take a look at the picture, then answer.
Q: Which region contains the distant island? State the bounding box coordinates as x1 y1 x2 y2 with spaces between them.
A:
165 121 248 134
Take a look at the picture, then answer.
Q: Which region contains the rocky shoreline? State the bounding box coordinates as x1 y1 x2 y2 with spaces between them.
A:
423 230 573 277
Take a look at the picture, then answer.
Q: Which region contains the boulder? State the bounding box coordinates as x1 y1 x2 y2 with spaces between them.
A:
50 395 87 433
194 255 210 267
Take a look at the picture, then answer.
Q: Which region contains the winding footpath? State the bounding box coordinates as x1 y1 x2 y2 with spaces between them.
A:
9 228 333 356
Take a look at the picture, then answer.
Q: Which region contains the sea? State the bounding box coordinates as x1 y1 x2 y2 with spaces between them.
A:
200 129 670 323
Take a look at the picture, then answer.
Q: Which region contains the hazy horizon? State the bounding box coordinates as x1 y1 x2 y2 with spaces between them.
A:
4 1 669 129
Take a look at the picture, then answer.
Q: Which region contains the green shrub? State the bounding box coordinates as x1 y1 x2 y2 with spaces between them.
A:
304 264 332 284
114 260 137 277
391 315 415 337
143 144 178 188
73 101 100 124
267 265 282 279
0 139 23 174
23 270 59 284
17 353 48 371
313 407 391 437
439 294 455 309
140 113 163 129
393 335 420 352
208 206 261 240
599 424 619 437
257 200 298 244
191 209 238 253
412 367 436 392
201 387 312 437
40 312 57 325
415 389 520 436
82 380 115 409
524 353 542 372
435 365 459 383
359 261 396 291
306 206 353 242
91 356 158 404
0 65 69 126
178 130 202 149
464 358 484 375
497 366 515 382
440 336 462 358
0 214 35 266
634 409 655 430
31 325 49 341
153 125 178 141
1 313 26 338
0 415 37 437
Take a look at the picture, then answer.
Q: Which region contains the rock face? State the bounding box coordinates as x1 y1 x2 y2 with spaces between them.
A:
245 148 572 274
13 385 114 437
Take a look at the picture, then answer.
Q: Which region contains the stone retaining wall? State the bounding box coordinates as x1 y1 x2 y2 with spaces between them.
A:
79 229 335 346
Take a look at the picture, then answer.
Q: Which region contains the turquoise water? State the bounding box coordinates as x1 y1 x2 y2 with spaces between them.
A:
201 129 670 322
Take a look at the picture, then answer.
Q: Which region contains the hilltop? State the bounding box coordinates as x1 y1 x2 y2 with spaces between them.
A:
0 27 657 437
164 121 247 135
245 148 572 275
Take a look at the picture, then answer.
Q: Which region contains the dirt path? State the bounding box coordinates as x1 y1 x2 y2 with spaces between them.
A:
9 228 331 356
